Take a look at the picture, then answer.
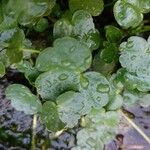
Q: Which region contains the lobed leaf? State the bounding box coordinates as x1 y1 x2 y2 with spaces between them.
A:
5 84 42 115
36 37 92 72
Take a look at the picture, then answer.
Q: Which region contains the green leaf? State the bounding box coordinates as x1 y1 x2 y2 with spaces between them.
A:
80 72 110 109
34 18 49 32
0 28 25 63
72 10 95 36
123 89 144 106
105 25 123 43
0 61 5 78
40 101 65 132
119 36 150 92
53 18 73 39
139 94 150 107
35 68 80 100
57 91 86 128
113 0 143 28
92 53 116 75
17 61 40 85
69 0 104 16
107 94 123 110
73 108 120 150
5 84 42 115
36 37 92 72
100 42 119 63
126 0 150 14
53 10 100 51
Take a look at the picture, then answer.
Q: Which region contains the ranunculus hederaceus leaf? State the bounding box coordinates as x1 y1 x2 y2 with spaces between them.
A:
36 37 92 72
5 84 42 115
119 36 150 92
39 101 65 132
69 0 104 16
53 10 100 51
35 68 80 101
72 108 120 150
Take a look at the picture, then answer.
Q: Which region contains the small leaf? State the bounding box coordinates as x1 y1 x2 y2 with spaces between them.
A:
114 0 143 28
40 101 65 132
5 84 42 114
100 42 119 63
0 61 5 78
35 68 80 100
17 61 39 85
36 37 92 72
57 91 86 128
69 0 104 16
73 108 120 150
53 18 73 39
34 18 49 32
80 72 110 109
139 94 150 107
105 25 123 43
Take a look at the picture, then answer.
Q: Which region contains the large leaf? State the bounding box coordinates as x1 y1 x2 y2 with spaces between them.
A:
35 68 80 100
0 61 5 78
57 91 86 128
39 101 65 132
69 0 104 16
36 37 92 72
2 0 56 27
72 108 120 150
79 72 110 110
5 84 42 114
119 36 150 92
113 0 143 28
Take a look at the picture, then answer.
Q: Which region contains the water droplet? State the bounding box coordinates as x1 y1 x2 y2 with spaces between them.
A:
118 12 124 19
96 83 110 93
81 77 89 89
62 60 71 67
131 55 136 60
58 73 68 80
126 40 134 48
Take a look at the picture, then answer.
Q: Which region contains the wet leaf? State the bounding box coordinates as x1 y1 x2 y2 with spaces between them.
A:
35 68 80 100
17 61 39 85
114 0 143 28
100 42 119 63
69 0 104 16
73 108 120 150
80 72 110 110
105 25 123 43
40 101 65 132
36 37 92 72
5 84 42 114
53 10 100 51
57 91 86 128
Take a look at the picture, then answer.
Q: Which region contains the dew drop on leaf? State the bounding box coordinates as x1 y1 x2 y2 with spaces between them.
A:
96 83 110 93
126 40 134 48
58 73 68 81
62 60 71 67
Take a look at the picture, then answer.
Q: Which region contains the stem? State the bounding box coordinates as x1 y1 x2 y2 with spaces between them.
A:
120 110 150 144
21 48 40 53
31 114 37 150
